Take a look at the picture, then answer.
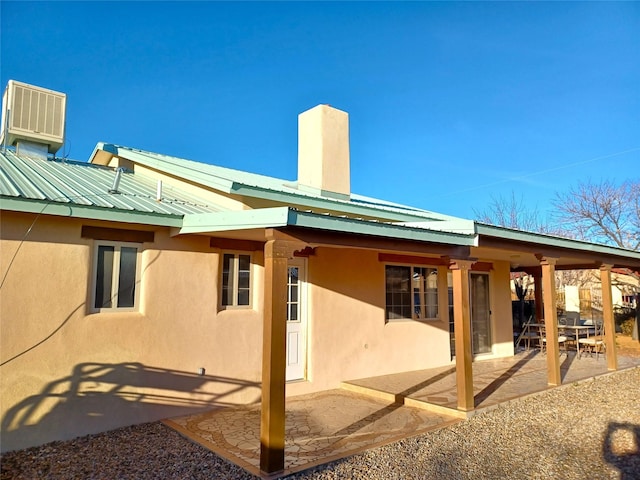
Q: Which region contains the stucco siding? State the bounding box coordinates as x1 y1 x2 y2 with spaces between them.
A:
287 247 452 397
486 260 516 358
0 212 264 452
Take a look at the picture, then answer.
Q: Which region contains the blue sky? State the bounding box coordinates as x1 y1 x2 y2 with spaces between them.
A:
1 1 638 220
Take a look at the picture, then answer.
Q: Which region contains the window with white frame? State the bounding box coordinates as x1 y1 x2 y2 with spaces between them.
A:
221 253 251 307
385 265 439 321
92 241 140 311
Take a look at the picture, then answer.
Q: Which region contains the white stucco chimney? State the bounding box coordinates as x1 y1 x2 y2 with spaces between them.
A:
297 104 350 199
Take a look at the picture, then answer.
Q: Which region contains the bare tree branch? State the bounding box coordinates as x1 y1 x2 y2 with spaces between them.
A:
553 179 640 251
473 192 552 233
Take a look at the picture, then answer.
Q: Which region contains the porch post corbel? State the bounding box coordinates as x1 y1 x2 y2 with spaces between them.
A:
449 259 475 412
260 235 295 474
599 264 618 371
538 255 561 386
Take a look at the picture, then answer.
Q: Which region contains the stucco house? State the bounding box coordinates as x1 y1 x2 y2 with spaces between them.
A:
2 81 640 473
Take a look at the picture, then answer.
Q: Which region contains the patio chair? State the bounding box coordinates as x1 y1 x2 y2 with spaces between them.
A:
517 316 540 350
578 319 605 359
539 324 568 355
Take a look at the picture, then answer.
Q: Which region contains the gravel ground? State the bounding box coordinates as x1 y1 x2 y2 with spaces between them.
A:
2 367 640 480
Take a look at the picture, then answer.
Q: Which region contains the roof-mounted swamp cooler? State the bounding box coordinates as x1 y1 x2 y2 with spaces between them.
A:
0 80 67 161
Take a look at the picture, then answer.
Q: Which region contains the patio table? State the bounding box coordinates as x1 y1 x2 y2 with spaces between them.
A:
558 324 592 356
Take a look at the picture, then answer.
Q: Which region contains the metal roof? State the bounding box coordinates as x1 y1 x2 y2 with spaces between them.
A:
0 150 223 217
90 143 463 224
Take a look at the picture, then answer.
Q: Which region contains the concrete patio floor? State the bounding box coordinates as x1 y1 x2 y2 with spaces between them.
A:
164 350 640 478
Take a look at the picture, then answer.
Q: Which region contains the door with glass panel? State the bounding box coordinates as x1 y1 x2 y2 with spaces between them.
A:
470 272 492 355
286 259 307 381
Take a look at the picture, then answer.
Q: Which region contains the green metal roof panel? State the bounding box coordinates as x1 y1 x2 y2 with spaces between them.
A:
0 150 224 217
98 143 464 224
290 210 476 246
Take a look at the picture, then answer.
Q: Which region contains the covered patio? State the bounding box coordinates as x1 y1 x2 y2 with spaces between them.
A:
253 225 640 475
165 352 640 478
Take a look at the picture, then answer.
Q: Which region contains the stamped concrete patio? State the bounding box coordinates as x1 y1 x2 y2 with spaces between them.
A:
164 350 640 478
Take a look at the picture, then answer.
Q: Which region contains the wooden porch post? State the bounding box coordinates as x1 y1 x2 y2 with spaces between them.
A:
260 238 290 474
450 259 474 412
600 264 618 371
539 256 561 386
533 273 543 322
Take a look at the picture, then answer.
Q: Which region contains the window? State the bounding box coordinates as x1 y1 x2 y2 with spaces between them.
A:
221 253 251 307
385 265 439 321
92 241 140 311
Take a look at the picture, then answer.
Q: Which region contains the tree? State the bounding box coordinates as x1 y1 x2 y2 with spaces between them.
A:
473 192 553 233
553 179 640 251
475 180 640 327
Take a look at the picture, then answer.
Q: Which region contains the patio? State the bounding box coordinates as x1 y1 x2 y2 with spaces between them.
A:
164 351 640 478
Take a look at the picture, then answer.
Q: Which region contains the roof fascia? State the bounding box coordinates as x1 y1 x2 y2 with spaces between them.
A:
1 197 183 227
89 142 118 166
179 207 291 234
476 223 640 262
395 219 476 235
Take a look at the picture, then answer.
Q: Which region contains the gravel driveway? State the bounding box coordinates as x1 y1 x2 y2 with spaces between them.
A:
2 367 639 480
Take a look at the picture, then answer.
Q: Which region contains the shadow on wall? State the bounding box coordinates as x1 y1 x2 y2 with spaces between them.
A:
603 422 640 480
1 362 261 453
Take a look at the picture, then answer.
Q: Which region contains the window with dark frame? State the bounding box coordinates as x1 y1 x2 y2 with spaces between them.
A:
93 242 139 310
221 253 251 307
385 265 439 321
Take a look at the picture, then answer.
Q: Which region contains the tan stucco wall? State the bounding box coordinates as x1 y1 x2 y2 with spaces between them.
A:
0 211 264 452
485 260 516 358
288 248 454 397
287 251 515 399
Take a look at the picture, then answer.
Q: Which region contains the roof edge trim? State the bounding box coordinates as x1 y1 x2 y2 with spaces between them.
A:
1 196 184 227
476 223 640 260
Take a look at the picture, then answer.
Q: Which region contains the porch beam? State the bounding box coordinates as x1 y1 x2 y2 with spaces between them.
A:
539 256 561 386
276 226 473 258
259 237 293 474
600 264 618 371
450 259 475 411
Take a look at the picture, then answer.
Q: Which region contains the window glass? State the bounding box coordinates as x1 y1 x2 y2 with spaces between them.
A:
93 242 139 311
237 254 251 306
221 253 251 307
117 247 138 308
287 266 299 321
385 265 411 320
222 254 234 306
95 245 114 308
386 264 439 321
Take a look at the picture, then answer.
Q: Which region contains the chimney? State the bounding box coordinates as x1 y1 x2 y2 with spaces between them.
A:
297 104 350 199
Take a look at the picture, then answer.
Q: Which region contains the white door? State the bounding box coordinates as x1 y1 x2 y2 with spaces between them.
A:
286 259 307 381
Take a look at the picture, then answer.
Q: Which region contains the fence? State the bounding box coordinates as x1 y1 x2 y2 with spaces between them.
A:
556 286 603 321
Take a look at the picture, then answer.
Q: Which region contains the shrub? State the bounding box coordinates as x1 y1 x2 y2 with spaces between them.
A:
619 318 635 336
